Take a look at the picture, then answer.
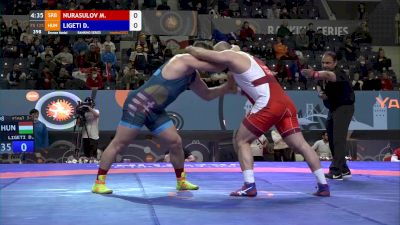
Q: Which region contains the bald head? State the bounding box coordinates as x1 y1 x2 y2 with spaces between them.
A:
213 41 232 51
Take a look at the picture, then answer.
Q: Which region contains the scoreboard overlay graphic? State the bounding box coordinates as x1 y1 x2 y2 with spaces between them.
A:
29 10 142 35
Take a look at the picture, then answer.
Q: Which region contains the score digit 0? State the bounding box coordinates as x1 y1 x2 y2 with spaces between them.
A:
129 10 142 31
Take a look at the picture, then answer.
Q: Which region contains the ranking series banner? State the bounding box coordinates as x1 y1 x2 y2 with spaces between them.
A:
29 10 142 35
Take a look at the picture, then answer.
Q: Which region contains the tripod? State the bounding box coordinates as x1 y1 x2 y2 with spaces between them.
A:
73 115 89 160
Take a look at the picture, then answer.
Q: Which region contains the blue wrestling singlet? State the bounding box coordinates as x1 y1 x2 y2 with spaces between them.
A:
119 64 196 134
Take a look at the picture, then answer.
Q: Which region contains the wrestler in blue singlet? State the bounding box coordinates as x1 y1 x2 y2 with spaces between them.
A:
119 64 196 134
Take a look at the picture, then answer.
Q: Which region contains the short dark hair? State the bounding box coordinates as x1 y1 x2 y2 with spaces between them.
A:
30 109 39 115
323 51 337 61
322 131 328 136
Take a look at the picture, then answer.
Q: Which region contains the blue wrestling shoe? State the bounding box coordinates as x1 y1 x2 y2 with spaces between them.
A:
313 183 330 197
230 182 257 197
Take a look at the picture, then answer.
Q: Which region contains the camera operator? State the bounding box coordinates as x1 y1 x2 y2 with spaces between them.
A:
76 98 100 163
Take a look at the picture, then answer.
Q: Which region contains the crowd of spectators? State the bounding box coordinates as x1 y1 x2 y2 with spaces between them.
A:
0 1 397 91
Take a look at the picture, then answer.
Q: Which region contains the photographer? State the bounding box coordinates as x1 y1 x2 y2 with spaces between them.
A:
76 98 100 163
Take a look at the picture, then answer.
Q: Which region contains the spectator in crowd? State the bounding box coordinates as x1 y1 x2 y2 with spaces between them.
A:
40 46 54 61
75 50 89 68
308 6 320 19
56 68 73 89
85 67 104 90
73 37 88 55
262 41 276 60
119 66 139 90
131 45 148 73
101 44 117 66
273 36 289 60
3 36 19 58
306 23 316 43
228 0 240 17
380 71 394 90
374 48 391 72
54 46 73 65
355 55 372 80
86 44 101 67
311 28 325 51
271 129 294 162
7 63 26 86
277 20 292 38
344 37 357 61
251 134 269 161
363 71 382 90
101 35 116 53
289 6 299 19
8 19 22 41
357 3 368 20
312 131 332 161
295 28 310 50
280 7 290 19
352 21 372 44
30 109 49 151
351 73 363 90
239 21 255 43
37 67 57 90
157 0 171 10
39 53 57 74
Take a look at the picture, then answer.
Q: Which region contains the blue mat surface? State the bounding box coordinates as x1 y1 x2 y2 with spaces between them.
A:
1 162 399 225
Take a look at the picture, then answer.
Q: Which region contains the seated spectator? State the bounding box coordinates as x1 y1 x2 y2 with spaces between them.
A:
380 71 394 90
289 6 299 19
374 49 391 72
280 7 290 19
75 50 89 68
352 21 372 44
54 46 73 65
8 19 22 41
103 62 118 84
355 56 372 80
351 73 363 90
101 35 116 53
363 71 382 90
306 23 316 43
37 67 57 90
157 0 170 10
251 134 269 161
73 37 88 55
277 20 292 38
308 6 320 19
40 46 54 61
273 36 289 60
344 37 357 61
85 67 104 90
119 66 139 90
295 28 309 50
39 54 57 74
130 45 148 72
262 42 275 60
311 131 332 161
56 68 73 89
271 129 294 161
101 44 117 66
86 44 101 67
239 21 255 43
228 0 240 17
7 63 26 86
357 3 368 20
3 36 19 58
310 28 325 51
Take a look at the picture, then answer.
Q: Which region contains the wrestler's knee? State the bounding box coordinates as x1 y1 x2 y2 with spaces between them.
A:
166 136 183 152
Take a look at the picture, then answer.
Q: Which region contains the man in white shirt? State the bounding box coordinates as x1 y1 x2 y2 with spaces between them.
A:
78 98 100 163
312 131 332 161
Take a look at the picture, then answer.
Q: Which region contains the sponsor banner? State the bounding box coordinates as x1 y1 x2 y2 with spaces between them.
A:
210 18 360 36
0 90 399 131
